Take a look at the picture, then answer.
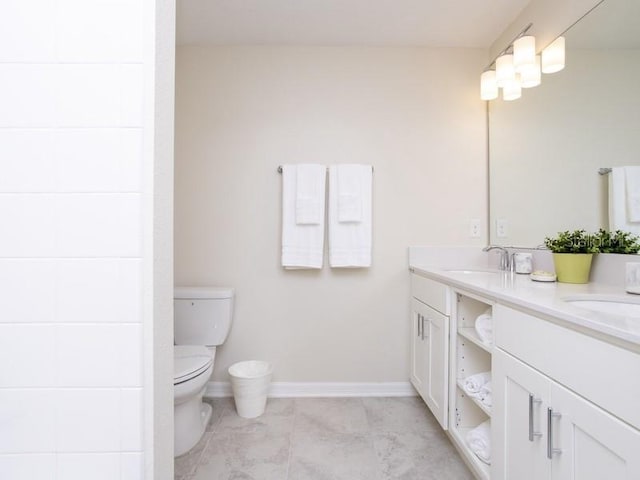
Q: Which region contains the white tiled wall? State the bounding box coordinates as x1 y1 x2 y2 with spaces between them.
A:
0 1 147 478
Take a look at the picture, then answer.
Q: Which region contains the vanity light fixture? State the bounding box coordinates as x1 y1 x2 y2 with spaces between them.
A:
541 36 565 73
480 70 499 100
513 35 536 72
480 23 567 101
495 54 516 87
520 55 542 88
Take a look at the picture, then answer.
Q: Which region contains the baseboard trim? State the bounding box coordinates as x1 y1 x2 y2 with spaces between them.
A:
205 381 417 398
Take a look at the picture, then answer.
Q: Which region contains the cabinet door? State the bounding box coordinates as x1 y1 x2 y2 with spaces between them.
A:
550 383 640 480
410 298 427 397
410 298 449 430
492 349 550 480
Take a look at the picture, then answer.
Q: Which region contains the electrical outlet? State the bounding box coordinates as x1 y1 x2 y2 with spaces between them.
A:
470 219 481 238
496 218 508 238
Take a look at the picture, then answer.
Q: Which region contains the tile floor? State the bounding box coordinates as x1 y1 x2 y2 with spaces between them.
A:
175 396 474 480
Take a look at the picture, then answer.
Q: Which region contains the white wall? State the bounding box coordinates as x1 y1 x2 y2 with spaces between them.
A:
175 46 487 384
0 1 161 478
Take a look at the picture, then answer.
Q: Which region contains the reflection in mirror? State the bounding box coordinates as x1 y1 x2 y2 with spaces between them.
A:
489 0 640 246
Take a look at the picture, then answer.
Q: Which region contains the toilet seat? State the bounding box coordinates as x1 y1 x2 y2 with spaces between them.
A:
174 345 213 385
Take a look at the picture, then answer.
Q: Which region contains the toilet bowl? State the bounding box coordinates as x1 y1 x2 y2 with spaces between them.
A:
173 286 234 457
174 345 215 457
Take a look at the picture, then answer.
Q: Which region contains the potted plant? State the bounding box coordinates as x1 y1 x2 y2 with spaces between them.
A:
593 229 640 254
544 230 599 283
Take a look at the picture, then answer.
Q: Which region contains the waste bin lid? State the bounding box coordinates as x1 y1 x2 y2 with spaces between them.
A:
228 360 273 379
174 345 213 384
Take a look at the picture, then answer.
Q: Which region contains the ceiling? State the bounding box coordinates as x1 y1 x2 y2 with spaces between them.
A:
177 0 531 48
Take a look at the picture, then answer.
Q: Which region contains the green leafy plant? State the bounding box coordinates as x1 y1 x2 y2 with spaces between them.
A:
544 230 599 254
594 229 640 254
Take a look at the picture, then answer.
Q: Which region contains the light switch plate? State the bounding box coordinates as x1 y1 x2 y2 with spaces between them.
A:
470 219 481 238
496 218 508 238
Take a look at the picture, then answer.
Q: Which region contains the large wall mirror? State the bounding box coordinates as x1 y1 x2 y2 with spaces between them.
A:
489 0 640 246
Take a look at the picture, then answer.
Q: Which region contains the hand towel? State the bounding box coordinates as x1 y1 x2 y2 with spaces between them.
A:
475 308 493 345
295 164 326 225
336 164 363 222
609 167 640 235
625 166 640 222
328 165 373 268
463 371 491 397
479 381 492 408
466 420 491 465
281 164 325 269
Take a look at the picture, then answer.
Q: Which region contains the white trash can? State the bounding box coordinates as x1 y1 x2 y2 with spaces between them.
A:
228 361 273 419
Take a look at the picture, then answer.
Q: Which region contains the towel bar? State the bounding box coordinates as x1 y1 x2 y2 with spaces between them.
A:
277 165 374 173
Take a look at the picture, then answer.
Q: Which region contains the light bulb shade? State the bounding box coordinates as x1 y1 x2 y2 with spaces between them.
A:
513 35 536 73
520 55 541 88
503 77 522 101
480 70 498 100
496 54 515 88
542 36 565 73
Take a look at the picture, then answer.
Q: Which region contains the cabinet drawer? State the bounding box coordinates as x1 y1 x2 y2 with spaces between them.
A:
494 303 640 429
411 274 449 315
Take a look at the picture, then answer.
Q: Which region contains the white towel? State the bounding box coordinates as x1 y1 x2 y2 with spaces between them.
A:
609 167 640 235
466 420 491 465
463 371 491 397
295 164 326 225
479 381 492 408
475 308 493 345
625 166 640 222
281 164 325 269
328 165 373 268
337 164 363 222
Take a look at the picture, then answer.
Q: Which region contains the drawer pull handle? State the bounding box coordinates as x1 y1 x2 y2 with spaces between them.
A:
547 407 562 459
528 394 542 441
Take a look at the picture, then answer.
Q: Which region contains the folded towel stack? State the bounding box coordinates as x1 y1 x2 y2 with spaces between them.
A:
475 308 493 346
328 164 373 268
479 381 492 408
462 371 491 396
281 164 326 269
466 420 491 465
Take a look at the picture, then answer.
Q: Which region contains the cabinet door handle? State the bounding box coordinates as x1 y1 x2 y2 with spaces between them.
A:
547 407 562 459
421 316 427 340
528 394 542 441
417 314 422 338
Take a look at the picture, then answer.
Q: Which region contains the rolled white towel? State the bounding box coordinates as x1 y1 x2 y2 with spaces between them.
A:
466 420 491 465
475 308 493 345
463 371 491 397
480 381 492 408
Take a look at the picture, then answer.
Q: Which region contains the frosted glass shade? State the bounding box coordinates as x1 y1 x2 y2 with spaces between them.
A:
496 54 515 88
514 35 536 73
480 70 498 100
542 36 565 73
520 55 541 88
503 77 522 101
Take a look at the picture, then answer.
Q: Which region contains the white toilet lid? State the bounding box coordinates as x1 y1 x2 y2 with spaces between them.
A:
174 345 213 385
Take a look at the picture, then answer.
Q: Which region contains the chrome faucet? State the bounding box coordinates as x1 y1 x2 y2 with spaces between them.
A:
483 245 511 271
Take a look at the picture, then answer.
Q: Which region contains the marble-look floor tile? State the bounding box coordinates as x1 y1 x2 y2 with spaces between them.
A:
294 398 369 436
203 397 234 432
372 430 474 480
216 398 295 435
174 431 213 479
289 431 381 480
363 396 441 433
191 430 290 480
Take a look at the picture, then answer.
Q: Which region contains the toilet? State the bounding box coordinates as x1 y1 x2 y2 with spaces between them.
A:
174 286 234 457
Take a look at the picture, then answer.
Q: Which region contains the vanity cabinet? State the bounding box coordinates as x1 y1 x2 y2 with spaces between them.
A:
410 274 450 429
492 304 640 480
493 348 640 480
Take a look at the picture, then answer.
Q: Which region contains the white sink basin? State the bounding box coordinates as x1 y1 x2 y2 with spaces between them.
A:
563 295 640 318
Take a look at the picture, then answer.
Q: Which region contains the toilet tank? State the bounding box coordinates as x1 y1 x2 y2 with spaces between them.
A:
174 287 235 346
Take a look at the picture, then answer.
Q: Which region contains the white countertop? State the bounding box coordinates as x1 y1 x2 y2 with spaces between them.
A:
410 264 640 349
